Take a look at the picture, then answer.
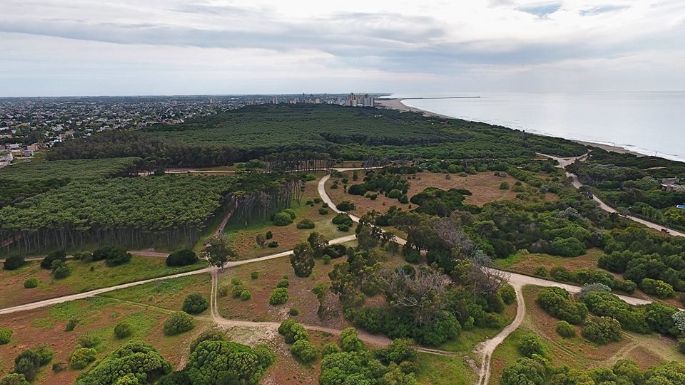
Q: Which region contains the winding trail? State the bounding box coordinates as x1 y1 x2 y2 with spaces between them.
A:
539 152 685 237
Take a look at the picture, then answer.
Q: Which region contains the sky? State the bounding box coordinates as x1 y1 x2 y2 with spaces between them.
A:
1 0 684 96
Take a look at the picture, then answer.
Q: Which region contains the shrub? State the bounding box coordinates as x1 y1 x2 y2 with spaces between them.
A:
0 327 12 344
232 284 245 298
273 211 294 226
0 374 29 385
340 327 365 352
23 278 38 289
582 317 622 345
518 334 545 358
337 224 350 232
679 339 685 354
332 213 353 226
336 201 355 211
251 271 259 280
499 182 510 190
536 287 588 325
74 342 172 385
291 339 318 363
189 328 226 353
3 255 26 271
51 260 71 279
51 362 67 373
267 241 279 248
78 334 100 348
41 250 66 269
289 308 299 316
556 321 576 338
185 340 272 385
499 284 516 305
217 285 229 297
114 322 133 339
347 184 367 195
277 278 290 288
534 267 548 277
265 231 273 239
240 290 252 301
322 343 341 356
549 237 586 257
92 246 132 266
403 249 420 264
291 243 315 278
231 277 242 286
278 319 309 344
163 312 195 336
70 347 97 370
65 318 79 331
319 207 329 215
14 347 52 381
166 249 198 267
387 189 402 199
296 219 316 229
640 278 674 298
182 293 209 314
269 288 289 305
283 209 297 219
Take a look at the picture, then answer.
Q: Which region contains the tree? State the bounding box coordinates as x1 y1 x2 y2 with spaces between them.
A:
40 250 66 269
0 374 29 385
0 328 12 344
269 288 289 305
13 347 52 381
340 327 365 352
500 358 546 385
70 347 96 370
163 312 195 336
74 342 171 385
202 235 236 270
3 255 25 271
166 249 198 267
185 340 273 385
114 322 133 339
291 339 318 363
51 260 71 279
582 317 622 345
518 334 545 358
307 232 329 257
182 293 209 315
291 243 315 277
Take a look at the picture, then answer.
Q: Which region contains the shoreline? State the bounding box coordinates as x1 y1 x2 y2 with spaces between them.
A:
375 98 659 159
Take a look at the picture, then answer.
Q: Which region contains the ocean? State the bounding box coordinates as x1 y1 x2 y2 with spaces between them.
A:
399 92 685 162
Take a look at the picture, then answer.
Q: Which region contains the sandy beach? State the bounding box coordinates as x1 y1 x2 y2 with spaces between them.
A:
376 98 644 157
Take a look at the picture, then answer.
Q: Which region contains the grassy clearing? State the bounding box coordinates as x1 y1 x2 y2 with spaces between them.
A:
226 179 351 260
0 297 210 385
487 285 680 385
99 273 212 312
415 352 477 385
493 248 604 276
0 256 207 308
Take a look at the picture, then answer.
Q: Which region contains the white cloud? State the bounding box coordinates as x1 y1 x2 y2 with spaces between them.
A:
0 0 684 95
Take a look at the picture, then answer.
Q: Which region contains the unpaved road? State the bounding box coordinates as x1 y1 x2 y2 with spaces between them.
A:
539 153 685 237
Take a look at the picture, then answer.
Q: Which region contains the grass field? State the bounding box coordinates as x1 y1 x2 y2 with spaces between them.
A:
0 297 210 385
226 179 351 260
416 352 478 385
493 248 605 276
487 285 680 385
0 256 208 308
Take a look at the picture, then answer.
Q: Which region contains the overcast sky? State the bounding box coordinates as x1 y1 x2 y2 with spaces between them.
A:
1 0 684 96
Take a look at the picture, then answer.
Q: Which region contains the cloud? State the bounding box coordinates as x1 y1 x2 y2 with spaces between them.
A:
580 4 630 16
517 2 562 17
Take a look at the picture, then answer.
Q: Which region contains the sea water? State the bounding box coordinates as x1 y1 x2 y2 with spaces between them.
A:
400 91 685 162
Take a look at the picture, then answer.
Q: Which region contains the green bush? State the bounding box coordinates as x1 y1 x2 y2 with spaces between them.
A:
296 219 315 229
267 240 279 248
240 290 252 301
289 308 299 316
278 319 309 344
217 285 229 297
678 339 685 354
336 201 355 211
534 267 548 277
640 278 674 298
51 362 67 373
23 278 38 289
78 334 100 349
273 211 294 226
536 287 588 324
291 339 318 363
277 278 290 288
65 318 79 331
231 284 245 298
166 249 198 267
0 374 29 385
114 322 133 339
265 231 273 239
182 293 209 314
337 224 350 232
251 271 259 280
0 327 12 344
41 250 66 269
70 347 97 370
283 209 297 219
163 312 195 336
13 347 52 381
556 321 576 338
582 317 622 345
549 237 586 257
3 255 26 271
499 284 516 305
51 260 71 279
92 246 132 267
185 340 272 385
319 207 329 215
74 342 171 385
499 182 510 190
340 327 365 352
518 335 545 358
269 288 289 305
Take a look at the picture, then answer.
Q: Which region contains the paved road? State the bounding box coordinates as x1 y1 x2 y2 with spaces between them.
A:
539 153 685 237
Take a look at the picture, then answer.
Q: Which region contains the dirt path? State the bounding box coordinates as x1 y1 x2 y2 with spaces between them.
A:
539 153 685 237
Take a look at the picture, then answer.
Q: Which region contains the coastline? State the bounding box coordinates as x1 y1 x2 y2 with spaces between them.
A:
375 98 646 158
